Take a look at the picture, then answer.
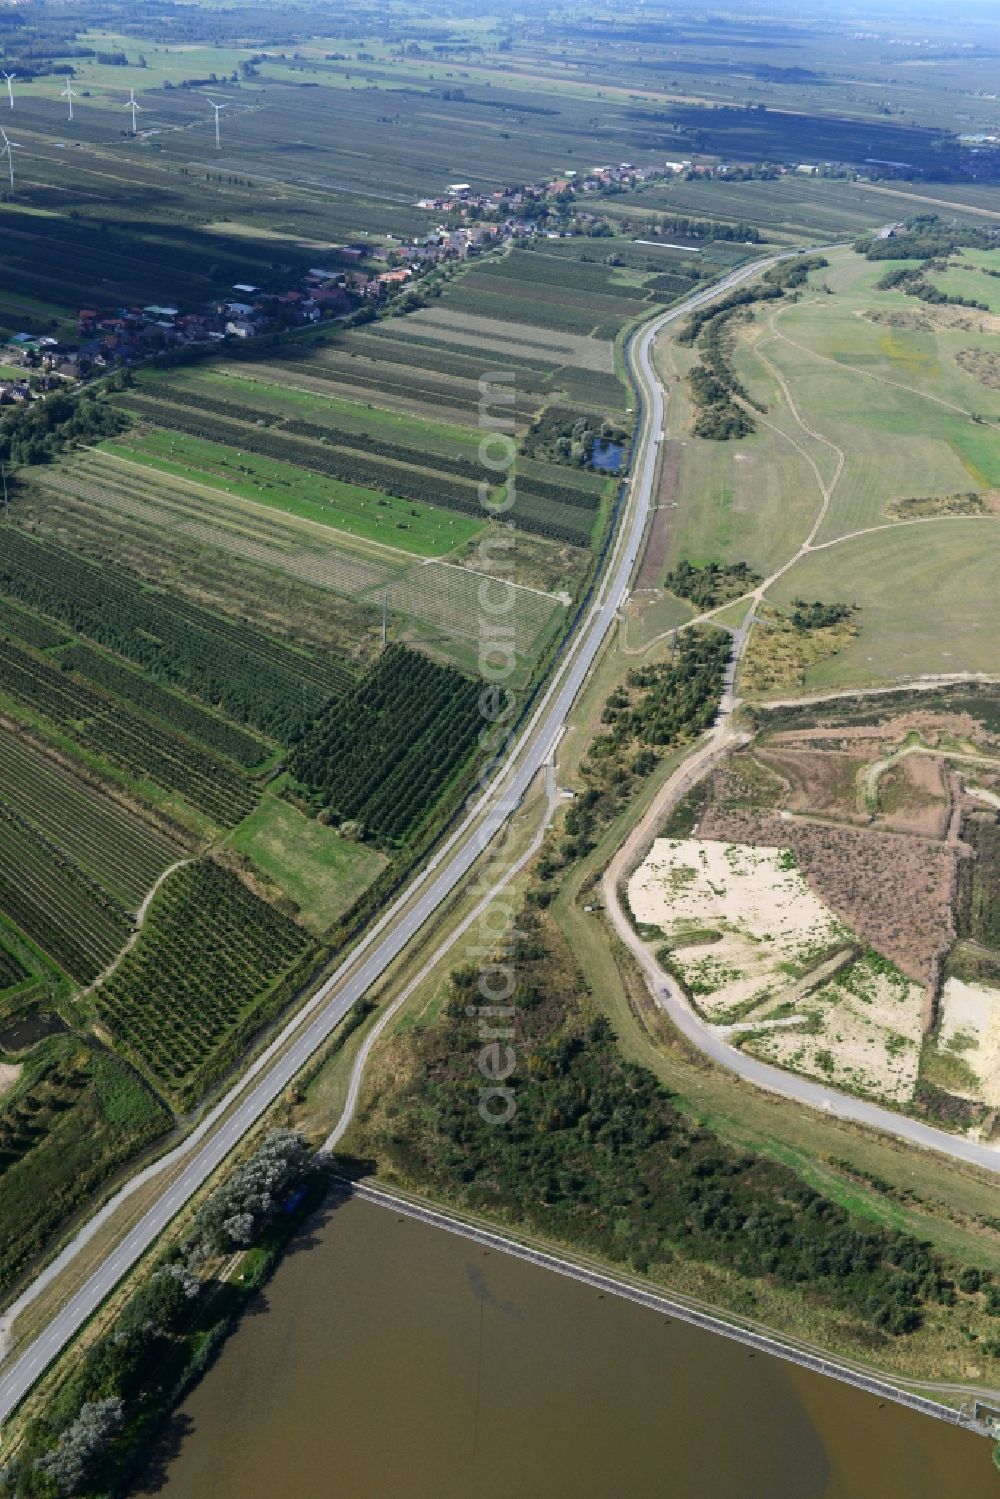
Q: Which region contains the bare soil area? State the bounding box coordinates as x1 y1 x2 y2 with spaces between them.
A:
936 977 1000 1107
628 837 849 1023
875 754 951 839
697 807 957 989
0 1063 21 1098
635 442 680 591
743 953 924 1104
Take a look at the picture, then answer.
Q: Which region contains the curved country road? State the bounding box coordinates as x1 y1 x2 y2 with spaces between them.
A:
0 252 788 1427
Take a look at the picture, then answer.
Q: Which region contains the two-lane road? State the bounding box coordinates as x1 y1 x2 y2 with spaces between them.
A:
0 254 784 1426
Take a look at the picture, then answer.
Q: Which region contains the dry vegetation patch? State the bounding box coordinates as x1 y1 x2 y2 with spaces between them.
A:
754 747 869 822
885 489 1000 519
956 345 1000 389
697 807 957 989
741 606 859 695
873 753 952 839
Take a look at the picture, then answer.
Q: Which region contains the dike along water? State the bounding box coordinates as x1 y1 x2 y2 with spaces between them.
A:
144 1195 995 1499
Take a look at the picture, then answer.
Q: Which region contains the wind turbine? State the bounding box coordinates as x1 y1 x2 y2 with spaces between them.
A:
206 97 225 150
2 74 14 111
62 79 78 122
0 125 21 192
124 87 141 136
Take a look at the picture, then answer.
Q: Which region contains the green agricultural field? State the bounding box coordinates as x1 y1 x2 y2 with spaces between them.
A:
0 1037 169 1298
95 859 311 1106
102 428 485 557
161 367 486 462
227 795 389 936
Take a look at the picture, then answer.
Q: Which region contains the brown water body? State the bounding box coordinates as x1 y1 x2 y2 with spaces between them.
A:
147 1195 996 1499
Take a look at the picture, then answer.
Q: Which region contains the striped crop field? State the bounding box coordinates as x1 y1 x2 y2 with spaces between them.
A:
95 859 310 1105
377 561 565 659
0 725 187 984
0 729 183 908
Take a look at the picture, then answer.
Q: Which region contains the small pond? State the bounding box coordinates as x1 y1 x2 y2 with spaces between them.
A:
0 1011 65 1053
590 438 625 472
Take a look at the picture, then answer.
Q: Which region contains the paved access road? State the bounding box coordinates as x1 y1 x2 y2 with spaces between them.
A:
0 254 782 1426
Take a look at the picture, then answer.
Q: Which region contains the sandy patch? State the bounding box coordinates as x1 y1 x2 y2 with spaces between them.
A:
743 954 924 1103
938 977 1000 1106
0 1062 21 1098
696 808 957 989
628 838 850 1022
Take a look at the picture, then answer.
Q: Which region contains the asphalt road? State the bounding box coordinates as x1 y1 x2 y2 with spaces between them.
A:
0 254 780 1426
657 977 1000 1174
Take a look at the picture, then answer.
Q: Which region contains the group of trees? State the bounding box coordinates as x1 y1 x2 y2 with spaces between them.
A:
543 630 731 870
857 213 1000 263
664 559 761 608
652 214 762 244
185 1129 312 1260
680 256 828 441
2 1131 312 1497
790 599 855 631
0 392 127 469
876 264 988 310
375 898 983 1345
522 406 630 470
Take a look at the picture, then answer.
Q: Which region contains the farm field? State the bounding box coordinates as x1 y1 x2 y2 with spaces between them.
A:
600 174 984 245
0 1037 169 1298
95 860 310 1106
102 427 485 557
0 722 186 985
291 645 483 846
227 796 389 936
16 450 565 682
0 219 648 1157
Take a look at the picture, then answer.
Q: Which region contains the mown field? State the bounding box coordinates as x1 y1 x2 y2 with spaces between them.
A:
734 250 1000 543
653 245 1000 693
766 522 1000 689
